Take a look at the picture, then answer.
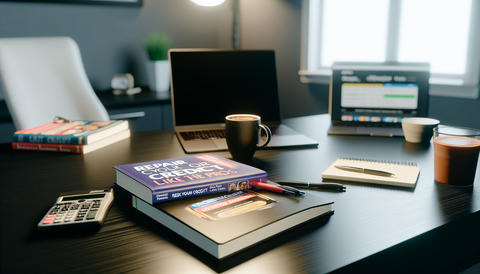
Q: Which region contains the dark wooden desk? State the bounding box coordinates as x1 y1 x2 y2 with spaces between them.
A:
1 114 479 274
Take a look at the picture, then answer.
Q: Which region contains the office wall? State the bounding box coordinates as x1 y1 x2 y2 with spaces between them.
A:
0 0 327 122
0 0 232 92
240 0 330 119
0 0 479 128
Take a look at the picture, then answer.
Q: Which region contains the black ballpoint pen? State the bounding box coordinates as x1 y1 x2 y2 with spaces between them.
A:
267 181 305 195
274 181 346 192
250 180 305 195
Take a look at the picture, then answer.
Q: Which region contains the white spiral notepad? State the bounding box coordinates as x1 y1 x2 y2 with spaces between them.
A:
322 158 421 188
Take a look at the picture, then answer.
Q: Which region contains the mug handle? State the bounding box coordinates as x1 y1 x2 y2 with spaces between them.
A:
257 124 272 149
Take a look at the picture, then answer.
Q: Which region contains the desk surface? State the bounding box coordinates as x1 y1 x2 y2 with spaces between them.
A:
1 114 479 274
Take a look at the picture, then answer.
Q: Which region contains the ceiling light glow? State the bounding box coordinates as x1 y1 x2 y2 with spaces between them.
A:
192 0 225 7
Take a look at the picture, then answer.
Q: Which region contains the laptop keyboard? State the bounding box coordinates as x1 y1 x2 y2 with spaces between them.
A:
180 130 226 141
333 122 402 128
180 127 280 141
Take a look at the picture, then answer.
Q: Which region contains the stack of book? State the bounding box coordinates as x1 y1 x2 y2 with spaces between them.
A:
12 119 130 154
114 154 333 259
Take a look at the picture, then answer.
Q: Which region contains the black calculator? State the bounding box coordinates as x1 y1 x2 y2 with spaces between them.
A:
37 188 114 231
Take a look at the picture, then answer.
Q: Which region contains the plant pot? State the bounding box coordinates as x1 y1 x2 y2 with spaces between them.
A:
146 60 170 92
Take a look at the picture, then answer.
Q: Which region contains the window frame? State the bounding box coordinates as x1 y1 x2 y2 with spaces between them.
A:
299 0 480 99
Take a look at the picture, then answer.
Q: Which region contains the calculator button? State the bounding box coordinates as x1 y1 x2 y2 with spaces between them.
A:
43 215 56 224
86 211 97 220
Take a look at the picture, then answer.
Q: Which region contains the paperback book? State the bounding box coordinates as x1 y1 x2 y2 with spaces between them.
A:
12 119 129 145
114 154 268 204
12 129 130 154
125 187 333 259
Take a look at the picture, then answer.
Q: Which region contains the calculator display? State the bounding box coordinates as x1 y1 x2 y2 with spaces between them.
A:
61 193 106 201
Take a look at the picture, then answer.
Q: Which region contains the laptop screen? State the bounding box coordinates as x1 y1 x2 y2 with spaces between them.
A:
169 50 282 127
330 62 430 124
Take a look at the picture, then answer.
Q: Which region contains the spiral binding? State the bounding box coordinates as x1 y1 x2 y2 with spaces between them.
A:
340 157 417 166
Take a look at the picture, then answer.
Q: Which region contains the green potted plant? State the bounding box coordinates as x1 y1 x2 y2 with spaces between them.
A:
144 32 173 92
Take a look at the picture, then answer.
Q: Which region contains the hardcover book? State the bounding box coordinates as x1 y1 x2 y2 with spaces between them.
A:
127 187 333 259
12 119 129 145
114 154 268 204
12 129 130 154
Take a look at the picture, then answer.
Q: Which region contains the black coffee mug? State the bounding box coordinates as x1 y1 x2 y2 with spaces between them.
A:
225 114 272 160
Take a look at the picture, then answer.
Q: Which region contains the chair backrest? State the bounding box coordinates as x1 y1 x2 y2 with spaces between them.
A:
0 36 110 130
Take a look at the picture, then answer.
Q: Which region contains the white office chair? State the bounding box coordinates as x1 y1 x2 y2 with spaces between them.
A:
0 36 110 130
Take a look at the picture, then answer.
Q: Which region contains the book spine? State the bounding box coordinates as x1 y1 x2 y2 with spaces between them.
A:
12 142 84 154
150 174 268 203
12 134 83 145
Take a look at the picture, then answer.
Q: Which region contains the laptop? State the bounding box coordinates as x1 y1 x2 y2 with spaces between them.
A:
168 49 319 153
328 62 430 137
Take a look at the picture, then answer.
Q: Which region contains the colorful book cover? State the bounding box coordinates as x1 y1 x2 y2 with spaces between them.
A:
12 120 129 145
114 154 268 204
12 129 131 154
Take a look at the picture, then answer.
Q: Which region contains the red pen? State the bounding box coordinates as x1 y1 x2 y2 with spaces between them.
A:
250 180 304 195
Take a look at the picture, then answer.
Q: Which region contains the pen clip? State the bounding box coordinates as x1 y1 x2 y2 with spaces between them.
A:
268 181 305 195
